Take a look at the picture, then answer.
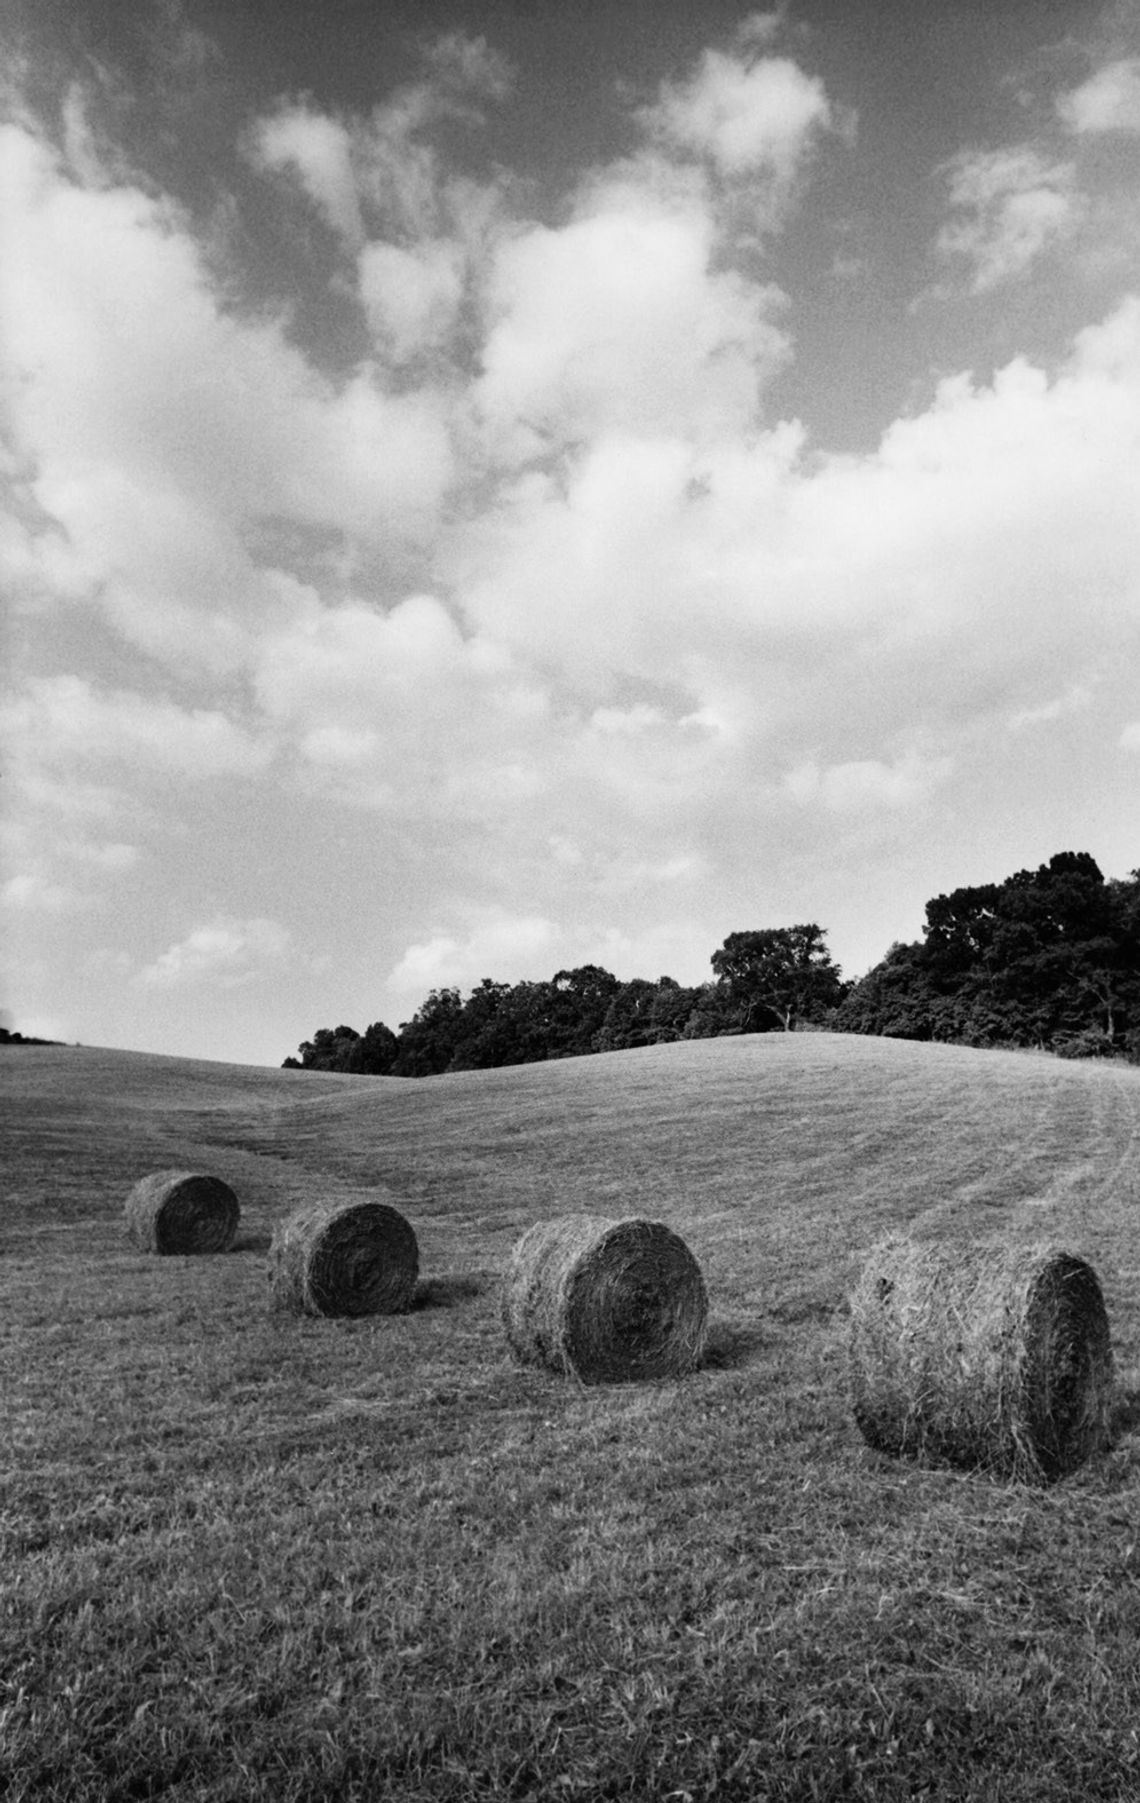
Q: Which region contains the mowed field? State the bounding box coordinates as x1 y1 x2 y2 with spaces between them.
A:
2 1033 1139 1802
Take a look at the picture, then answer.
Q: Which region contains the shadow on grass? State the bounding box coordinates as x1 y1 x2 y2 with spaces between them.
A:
232 1230 273 1254
413 1270 498 1310
1109 1386 1140 1443
701 1317 778 1370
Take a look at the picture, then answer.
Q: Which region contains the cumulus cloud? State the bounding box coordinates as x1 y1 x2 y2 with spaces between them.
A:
2 676 271 777
475 186 788 458
1059 57 1140 134
358 238 465 361
251 591 551 817
1 870 87 915
783 752 952 812
387 915 559 997
1007 685 1094 731
935 146 1081 292
249 102 363 244
135 917 292 989
455 296 1140 792
0 119 453 668
643 46 833 188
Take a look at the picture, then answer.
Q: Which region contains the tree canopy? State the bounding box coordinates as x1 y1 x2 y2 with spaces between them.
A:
283 856 1140 1075
838 852 1140 1055
710 924 846 1031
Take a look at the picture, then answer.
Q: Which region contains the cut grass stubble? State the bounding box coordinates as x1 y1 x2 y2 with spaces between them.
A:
5 1036 1140 1803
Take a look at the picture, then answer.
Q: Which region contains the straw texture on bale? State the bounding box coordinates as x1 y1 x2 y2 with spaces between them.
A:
268 1197 419 1316
848 1235 1114 1482
502 1215 708 1384
124 1169 240 1255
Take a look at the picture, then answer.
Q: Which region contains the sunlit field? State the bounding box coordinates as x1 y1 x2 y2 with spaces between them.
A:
2 1034 1139 1801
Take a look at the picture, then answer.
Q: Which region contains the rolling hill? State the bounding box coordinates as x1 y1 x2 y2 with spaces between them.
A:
2 1033 1138 1800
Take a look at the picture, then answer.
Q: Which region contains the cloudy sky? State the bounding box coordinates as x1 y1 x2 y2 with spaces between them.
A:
3 0 1139 1066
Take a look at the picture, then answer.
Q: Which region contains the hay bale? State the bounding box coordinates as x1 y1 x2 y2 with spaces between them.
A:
501 1215 708 1384
124 1169 240 1254
267 1197 419 1316
848 1235 1114 1482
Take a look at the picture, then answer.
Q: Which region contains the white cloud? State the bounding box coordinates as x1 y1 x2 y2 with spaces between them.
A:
644 49 833 184
251 591 551 817
0 120 453 669
344 34 512 243
456 297 1140 784
1 871 86 915
249 102 363 244
2 676 271 777
387 916 559 996
475 179 788 458
1121 722 1140 751
1060 58 1140 134
1007 685 1093 730
135 918 291 989
784 753 952 812
936 147 1080 292
0 763 141 920
358 238 464 361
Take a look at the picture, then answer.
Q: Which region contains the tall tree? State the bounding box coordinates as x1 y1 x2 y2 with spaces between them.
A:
545 965 621 1057
392 988 466 1077
841 852 1140 1054
710 925 845 1031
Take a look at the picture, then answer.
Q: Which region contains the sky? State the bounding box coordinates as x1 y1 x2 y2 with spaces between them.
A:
2 0 1139 1067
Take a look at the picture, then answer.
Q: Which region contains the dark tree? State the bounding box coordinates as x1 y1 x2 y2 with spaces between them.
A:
293 1025 363 1071
354 1020 399 1074
840 853 1140 1056
595 977 709 1051
711 925 846 1031
544 965 621 1057
594 979 661 1052
681 982 740 1039
392 988 466 1077
286 1021 398 1074
447 979 555 1071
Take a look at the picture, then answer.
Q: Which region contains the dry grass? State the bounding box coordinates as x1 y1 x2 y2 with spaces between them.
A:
501 1214 708 1383
267 1196 419 1316
2 1035 1139 1801
122 1168 240 1254
848 1235 1115 1482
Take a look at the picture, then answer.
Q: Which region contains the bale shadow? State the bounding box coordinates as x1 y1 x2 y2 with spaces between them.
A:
700 1317 779 1370
413 1270 498 1310
1109 1386 1140 1443
232 1230 273 1254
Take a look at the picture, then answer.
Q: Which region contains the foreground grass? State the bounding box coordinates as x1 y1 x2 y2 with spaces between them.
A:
2 1035 1139 1800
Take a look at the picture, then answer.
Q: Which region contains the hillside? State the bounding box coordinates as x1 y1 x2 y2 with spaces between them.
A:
2 1034 1139 1800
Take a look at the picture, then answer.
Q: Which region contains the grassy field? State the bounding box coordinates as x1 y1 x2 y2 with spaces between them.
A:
2 1032 1139 1801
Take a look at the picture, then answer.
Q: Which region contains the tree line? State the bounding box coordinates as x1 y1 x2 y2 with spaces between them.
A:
835 851 1140 1058
283 852 1140 1076
283 924 845 1076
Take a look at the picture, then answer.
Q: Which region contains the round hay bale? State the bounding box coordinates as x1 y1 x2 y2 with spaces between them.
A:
848 1235 1114 1482
501 1215 708 1384
267 1197 419 1317
124 1169 240 1255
